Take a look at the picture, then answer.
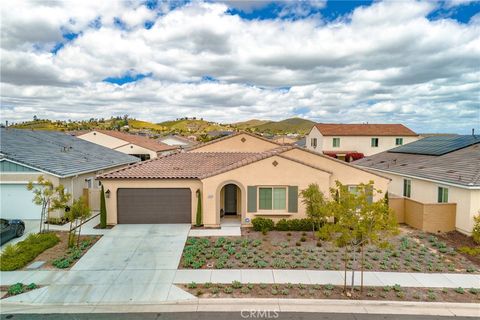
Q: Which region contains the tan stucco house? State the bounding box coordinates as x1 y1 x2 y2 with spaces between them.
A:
78 130 178 161
98 132 390 227
306 123 420 161
355 135 480 235
0 129 139 220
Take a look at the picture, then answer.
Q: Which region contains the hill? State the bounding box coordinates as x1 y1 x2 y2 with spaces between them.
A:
232 119 270 130
158 118 230 133
253 118 315 134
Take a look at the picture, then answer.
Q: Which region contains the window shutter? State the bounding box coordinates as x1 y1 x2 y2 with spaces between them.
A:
288 186 298 213
247 186 257 212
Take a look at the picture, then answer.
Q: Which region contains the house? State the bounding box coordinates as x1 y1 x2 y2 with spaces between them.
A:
306 123 419 161
98 132 390 227
77 130 178 161
206 130 235 138
0 128 140 220
354 135 480 235
271 135 298 145
158 135 198 148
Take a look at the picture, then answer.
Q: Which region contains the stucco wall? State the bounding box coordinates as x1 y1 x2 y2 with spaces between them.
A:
201 155 332 227
190 133 279 153
114 143 157 159
78 131 127 149
99 179 202 225
306 127 419 156
373 171 477 235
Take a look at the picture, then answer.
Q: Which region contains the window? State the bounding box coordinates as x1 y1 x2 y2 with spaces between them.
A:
85 178 93 189
371 138 379 147
403 179 411 198
259 187 287 210
311 138 317 148
438 187 448 203
348 185 359 195
131 154 151 161
395 138 403 146
332 138 340 148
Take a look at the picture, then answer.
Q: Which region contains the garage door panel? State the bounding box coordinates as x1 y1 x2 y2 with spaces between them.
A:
117 188 191 224
0 184 42 220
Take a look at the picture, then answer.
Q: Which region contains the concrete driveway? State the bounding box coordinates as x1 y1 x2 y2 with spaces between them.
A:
2 224 195 305
1 220 40 251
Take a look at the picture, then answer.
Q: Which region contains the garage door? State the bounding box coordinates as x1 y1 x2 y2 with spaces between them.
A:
0 184 42 220
117 188 191 224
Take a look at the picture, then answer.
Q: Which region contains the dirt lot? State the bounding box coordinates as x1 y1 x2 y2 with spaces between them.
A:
181 283 480 303
22 231 100 270
180 226 478 273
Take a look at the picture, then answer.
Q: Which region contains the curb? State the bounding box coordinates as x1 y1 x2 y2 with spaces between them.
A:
1 298 479 317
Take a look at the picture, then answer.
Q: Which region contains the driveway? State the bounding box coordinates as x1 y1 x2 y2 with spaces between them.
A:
2 224 195 305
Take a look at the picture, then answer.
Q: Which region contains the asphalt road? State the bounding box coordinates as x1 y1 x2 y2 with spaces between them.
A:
0 313 474 320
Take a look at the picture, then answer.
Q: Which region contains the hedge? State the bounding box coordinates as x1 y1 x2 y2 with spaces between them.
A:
251 217 317 232
0 233 60 271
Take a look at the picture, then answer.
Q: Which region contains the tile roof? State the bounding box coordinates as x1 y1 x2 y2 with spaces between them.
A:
314 123 418 136
93 130 178 152
354 140 480 187
0 129 140 177
187 131 281 151
99 145 332 180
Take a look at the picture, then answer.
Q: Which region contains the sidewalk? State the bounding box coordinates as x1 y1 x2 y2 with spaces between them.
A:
1 298 479 317
2 269 479 288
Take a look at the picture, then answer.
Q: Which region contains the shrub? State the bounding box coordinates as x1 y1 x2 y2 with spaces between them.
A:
454 287 465 294
472 215 480 244
275 218 315 231
232 280 243 289
187 282 197 289
252 217 274 232
7 283 24 295
52 257 72 269
0 233 60 271
458 246 480 256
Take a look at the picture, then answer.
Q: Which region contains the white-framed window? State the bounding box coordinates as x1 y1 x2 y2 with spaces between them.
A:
395 138 403 146
348 185 359 195
311 138 317 148
332 138 340 148
259 187 287 210
403 179 411 198
371 138 379 147
85 178 93 189
438 187 448 203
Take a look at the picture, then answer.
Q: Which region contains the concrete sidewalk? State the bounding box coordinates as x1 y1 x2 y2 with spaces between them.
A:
1 298 479 317
2 269 479 288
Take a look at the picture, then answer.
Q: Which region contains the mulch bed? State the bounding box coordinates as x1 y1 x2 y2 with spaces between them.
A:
181 283 480 303
21 231 100 270
180 226 479 273
0 285 43 299
436 231 480 265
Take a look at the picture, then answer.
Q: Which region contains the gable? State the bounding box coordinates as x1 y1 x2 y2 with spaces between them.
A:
78 131 127 149
0 160 39 172
190 133 279 153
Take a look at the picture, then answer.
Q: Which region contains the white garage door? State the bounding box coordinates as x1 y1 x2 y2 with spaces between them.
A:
0 184 42 220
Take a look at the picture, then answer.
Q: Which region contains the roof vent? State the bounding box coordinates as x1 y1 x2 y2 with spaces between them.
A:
447 170 456 173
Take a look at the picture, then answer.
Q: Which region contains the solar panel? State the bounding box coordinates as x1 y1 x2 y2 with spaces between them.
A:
389 135 480 156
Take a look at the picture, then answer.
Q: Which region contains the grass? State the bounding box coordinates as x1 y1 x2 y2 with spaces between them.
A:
0 233 60 271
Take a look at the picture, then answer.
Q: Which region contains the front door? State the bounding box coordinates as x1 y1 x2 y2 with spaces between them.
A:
224 184 237 215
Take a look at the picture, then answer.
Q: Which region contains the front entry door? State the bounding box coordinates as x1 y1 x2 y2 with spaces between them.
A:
224 184 237 215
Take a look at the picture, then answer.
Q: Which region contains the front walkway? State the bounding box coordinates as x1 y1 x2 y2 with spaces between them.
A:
189 216 241 237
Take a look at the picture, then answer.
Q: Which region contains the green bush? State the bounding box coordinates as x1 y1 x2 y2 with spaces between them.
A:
457 246 480 256
0 233 60 271
7 283 24 295
251 217 274 232
275 218 315 231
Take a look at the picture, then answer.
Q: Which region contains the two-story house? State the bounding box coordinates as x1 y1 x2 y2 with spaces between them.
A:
306 123 419 161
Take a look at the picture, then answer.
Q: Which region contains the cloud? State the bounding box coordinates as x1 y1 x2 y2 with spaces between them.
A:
1 0 479 133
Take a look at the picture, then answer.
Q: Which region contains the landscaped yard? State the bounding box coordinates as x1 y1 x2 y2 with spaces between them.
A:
0 231 100 271
181 282 480 303
180 226 479 273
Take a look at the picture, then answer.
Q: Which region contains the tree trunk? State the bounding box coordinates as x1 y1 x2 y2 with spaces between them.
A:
343 247 348 293
361 244 365 292
39 202 46 233
351 246 357 294
77 219 83 246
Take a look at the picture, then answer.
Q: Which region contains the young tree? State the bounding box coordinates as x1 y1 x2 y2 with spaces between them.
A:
319 181 399 294
27 176 71 233
100 185 107 229
300 183 329 233
66 196 91 247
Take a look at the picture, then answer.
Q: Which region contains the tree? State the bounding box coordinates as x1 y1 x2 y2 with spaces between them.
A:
472 215 480 244
66 196 91 247
100 185 107 229
300 183 329 232
319 181 399 294
27 176 71 233
195 189 202 227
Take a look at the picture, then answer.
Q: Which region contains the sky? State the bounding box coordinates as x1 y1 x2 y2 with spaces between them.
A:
1 0 479 133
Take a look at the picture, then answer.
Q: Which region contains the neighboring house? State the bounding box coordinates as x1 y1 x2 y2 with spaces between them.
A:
294 137 306 148
354 135 480 235
98 132 389 227
77 130 178 161
207 130 235 138
158 135 198 148
0 129 139 220
306 123 419 161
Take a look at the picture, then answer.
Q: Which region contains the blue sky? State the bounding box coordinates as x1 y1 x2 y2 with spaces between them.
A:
1 0 479 133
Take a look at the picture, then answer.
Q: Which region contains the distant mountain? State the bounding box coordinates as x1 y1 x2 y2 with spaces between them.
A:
232 119 270 129
252 117 315 134
157 118 230 133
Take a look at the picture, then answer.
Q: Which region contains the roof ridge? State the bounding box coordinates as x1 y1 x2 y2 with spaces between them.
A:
187 131 282 151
